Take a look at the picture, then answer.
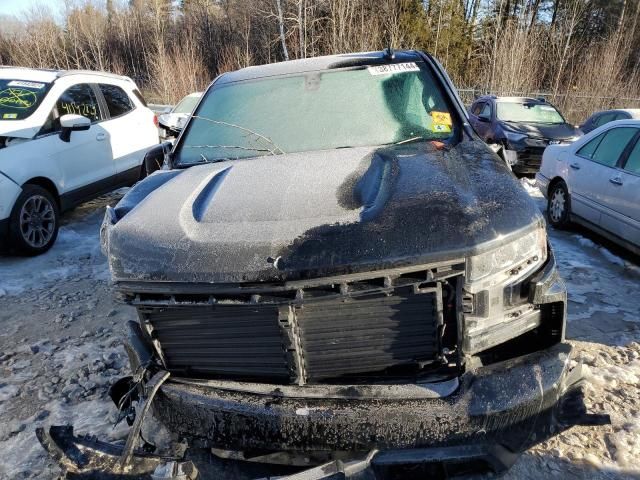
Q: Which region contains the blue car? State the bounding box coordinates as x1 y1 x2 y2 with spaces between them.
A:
468 96 582 175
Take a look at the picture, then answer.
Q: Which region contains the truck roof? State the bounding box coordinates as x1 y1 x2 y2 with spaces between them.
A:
216 50 424 84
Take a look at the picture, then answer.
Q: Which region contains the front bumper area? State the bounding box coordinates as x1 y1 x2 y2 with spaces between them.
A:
39 342 609 479
152 343 583 455
503 145 545 174
536 172 551 198
0 217 9 251
0 172 21 250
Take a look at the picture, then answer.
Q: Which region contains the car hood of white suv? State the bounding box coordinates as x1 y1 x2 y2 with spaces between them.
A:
0 120 39 140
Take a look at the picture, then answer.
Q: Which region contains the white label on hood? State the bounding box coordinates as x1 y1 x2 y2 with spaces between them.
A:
368 62 420 75
7 80 45 89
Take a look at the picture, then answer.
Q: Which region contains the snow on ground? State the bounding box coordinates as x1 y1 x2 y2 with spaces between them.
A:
0 191 129 478
0 336 131 478
505 178 640 478
0 182 639 479
0 189 126 297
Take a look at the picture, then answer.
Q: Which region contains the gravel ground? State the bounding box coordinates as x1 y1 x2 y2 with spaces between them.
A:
0 184 638 479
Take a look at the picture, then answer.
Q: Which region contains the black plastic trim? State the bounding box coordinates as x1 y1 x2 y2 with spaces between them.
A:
59 166 139 211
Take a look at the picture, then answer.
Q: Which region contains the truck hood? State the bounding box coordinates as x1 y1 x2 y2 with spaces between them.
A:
106 140 543 283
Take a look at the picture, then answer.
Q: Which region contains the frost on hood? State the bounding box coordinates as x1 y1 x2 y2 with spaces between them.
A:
106 139 542 284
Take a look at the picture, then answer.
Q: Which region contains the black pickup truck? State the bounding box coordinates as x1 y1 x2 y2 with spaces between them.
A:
39 50 606 479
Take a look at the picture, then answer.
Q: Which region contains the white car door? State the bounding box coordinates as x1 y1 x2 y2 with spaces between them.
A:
566 127 638 226
599 133 640 246
46 83 114 194
97 83 149 180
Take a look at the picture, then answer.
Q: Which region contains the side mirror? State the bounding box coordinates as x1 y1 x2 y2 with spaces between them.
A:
59 114 90 143
143 141 173 176
478 114 491 123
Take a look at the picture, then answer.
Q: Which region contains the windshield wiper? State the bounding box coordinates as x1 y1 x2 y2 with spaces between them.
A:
182 145 277 165
190 116 285 155
394 136 428 145
185 144 275 154
503 120 563 125
177 154 231 167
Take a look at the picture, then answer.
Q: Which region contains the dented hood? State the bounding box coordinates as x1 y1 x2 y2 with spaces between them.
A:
501 121 580 141
107 140 543 283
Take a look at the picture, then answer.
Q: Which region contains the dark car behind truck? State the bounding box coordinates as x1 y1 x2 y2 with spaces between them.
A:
40 50 607 479
468 95 582 175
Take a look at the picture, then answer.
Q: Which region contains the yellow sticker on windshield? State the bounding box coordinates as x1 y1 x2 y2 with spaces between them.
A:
3 113 18 119
431 124 451 133
431 111 452 126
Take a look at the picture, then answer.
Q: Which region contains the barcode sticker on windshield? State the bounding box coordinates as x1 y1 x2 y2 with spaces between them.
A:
7 80 45 89
368 63 420 76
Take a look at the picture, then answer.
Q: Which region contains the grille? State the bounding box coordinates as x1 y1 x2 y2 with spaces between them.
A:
142 305 291 381
141 287 442 384
517 147 544 168
297 292 440 382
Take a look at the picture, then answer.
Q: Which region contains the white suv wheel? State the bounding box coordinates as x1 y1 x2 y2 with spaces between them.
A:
19 194 56 248
9 185 60 255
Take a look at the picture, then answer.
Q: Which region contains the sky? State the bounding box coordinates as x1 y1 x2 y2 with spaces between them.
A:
1 0 64 18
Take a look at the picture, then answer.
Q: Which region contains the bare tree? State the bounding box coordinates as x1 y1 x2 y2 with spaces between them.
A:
276 0 290 60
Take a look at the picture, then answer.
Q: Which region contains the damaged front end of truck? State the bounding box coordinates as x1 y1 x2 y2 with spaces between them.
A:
39 50 609 479
38 246 608 479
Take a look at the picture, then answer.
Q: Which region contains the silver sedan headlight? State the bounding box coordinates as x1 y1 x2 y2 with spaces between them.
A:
465 226 548 293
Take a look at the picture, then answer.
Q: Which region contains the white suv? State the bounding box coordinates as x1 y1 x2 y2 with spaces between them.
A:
0 67 159 255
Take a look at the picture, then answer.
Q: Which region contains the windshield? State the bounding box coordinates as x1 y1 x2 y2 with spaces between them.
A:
0 79 51 121
174 62 457 166
173 94 201 114
496 102 564 124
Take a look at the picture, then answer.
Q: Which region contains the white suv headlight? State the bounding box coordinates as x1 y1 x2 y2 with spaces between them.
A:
465 226 548 292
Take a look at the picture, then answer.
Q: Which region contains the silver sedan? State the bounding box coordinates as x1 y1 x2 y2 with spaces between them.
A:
536 119 640 255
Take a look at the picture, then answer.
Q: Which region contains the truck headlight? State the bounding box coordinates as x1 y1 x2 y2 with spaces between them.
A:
465 226 548 292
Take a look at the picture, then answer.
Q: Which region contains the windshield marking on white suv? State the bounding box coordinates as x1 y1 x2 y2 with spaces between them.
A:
0 88 37 109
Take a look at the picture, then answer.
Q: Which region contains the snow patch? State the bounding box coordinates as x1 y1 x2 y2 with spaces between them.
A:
575 235 640 274
520 177 543 198
0 190 126 297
